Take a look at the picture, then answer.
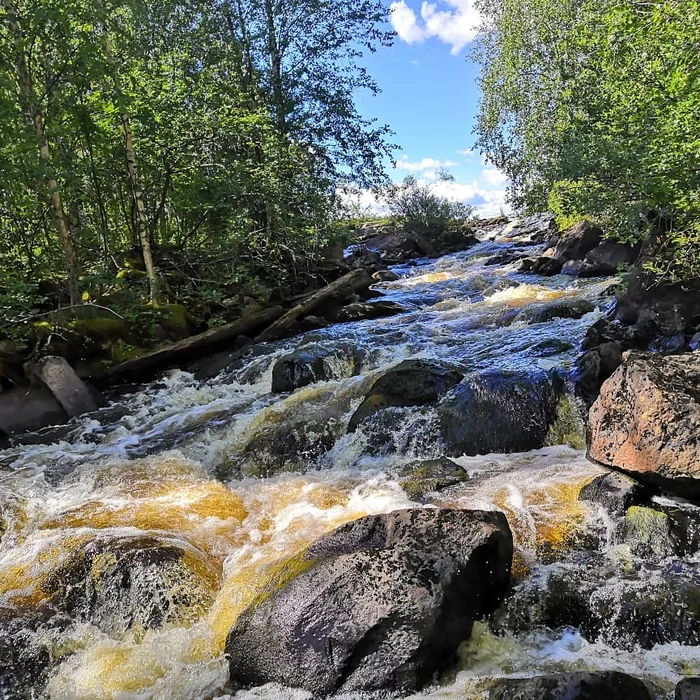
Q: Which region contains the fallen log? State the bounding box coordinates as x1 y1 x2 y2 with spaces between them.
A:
102 305 285 385
253 269 373 344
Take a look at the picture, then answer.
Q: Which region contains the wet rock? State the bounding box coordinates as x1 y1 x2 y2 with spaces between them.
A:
615 258 700 335
372 269 400 282
690 332 700 351
649 332 688 354
561 260 585 276
489 672 653 700
392 457 469 502
0 606 69 699
325 300 405 324
34 356 101 417
236 416 342 477
552 221 604 263
579 240 641 277
0 384 67 437
588 352 700 501
43 536 218 636
677 678 700 700
495 213 557 243
348 360 463 432
575 341 623 403
437 370 560 456
622 506 676 558
363 231 436 262
493 557 700 650
226 508 513 695
517 299 595 325
484 250 527 267
430 229 480 254
530 256 563 276
578 472 648 517
531 338 575 357
271 343 364 393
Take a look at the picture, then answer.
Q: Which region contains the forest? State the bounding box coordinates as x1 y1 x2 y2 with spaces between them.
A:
0 0 698 365
0 0 392 354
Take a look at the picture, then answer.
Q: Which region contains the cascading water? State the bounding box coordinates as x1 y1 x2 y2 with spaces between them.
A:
1 223 698 699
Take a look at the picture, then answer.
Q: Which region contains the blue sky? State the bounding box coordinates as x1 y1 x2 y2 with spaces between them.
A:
351 0 510 218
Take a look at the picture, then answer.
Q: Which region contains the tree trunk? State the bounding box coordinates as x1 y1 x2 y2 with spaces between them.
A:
3 0 80 305
263 0 286 134
101 27 159 302
121 112 159 301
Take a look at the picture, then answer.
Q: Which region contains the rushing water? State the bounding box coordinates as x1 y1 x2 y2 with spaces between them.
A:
1 222 698 699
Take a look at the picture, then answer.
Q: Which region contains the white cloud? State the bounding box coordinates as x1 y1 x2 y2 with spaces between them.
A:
395 156 458 174
457 148 475 158
389 0 481 55
482 166 509 187
389 1 426 45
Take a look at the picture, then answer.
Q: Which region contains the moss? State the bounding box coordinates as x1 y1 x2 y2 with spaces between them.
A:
154 304 196 338
623 506 675 558
398 458 469 502
546 394 586 450
70 317 131 342
110 341 145 364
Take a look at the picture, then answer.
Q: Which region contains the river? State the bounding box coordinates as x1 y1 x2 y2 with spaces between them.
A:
1 221 698 699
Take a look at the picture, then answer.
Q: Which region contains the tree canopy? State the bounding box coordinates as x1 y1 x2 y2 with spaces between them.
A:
0 0 393 314
474 0 700 281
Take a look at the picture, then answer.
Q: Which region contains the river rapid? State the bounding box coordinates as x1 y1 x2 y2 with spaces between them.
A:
1 221 698 699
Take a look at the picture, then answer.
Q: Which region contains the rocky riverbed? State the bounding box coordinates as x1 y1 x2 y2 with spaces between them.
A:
1 215 699 699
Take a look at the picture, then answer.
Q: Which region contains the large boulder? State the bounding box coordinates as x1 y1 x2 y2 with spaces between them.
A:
271 343 365 393
325 300 405 324
588 353 700 500
437 370 560 456
348 360 463 432
552 221 604 263
34 356 101 417
489 672 653 700
677 678 700 700
579 240 641 277
226 508 512 695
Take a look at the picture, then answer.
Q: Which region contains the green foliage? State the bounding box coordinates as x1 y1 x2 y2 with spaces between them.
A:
474 0 700 281
382 172 475 234
0 0 393 321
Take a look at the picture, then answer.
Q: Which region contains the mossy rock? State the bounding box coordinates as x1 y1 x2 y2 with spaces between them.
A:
622 506 675 558
394 457 469 502
152 304 197 340
546 394 586 449
70 316 131 342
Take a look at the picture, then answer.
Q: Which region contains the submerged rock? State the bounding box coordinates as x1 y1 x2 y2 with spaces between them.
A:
489 672 653 700
226 508 512 695
392 457 470 502
437 370 560 456
517 299 595 325
43 536 218 636
588 352 700 501
271 343 364 393
0 605 69 698
325 300 405 323
348 359 463 432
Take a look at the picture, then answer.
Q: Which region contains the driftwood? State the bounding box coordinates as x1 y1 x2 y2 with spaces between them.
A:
253 269 373 344
103 305 285 384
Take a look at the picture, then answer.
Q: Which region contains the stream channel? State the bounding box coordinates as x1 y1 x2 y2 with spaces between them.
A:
1 220 699 699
